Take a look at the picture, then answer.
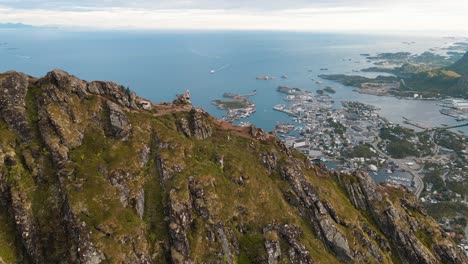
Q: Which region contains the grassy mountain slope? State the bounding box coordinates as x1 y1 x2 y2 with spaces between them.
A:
359 51 468 98
449 51 468 76
0 70 466 263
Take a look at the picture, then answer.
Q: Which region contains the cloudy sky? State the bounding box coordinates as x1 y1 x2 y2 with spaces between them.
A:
0 0 467 33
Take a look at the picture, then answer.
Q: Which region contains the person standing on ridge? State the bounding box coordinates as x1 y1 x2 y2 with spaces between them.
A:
185 89 190 100
126 86 132 101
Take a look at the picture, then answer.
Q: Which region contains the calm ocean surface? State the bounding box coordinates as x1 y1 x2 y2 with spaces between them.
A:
0 28 465 133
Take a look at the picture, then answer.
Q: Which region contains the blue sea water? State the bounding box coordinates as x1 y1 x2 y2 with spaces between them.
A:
0 28 466 133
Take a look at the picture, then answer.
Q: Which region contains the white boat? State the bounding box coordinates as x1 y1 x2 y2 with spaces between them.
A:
210 70 215 74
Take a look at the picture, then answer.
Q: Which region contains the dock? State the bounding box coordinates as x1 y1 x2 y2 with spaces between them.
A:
402 117 430 130
433 123 468 130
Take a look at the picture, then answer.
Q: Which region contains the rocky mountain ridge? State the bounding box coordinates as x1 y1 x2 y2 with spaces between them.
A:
449 51 468 76
0 69 466 263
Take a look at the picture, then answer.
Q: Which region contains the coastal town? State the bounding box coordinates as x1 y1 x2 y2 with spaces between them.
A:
208 42 468 255
267 85 468 254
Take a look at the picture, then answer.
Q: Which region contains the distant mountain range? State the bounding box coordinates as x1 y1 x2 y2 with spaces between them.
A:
0 23 33 28
449 51 468 76
400 51 468 98
323 51 468 99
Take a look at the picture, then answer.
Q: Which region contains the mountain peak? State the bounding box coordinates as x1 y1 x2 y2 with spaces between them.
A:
0 70 466 263
449 51 468 76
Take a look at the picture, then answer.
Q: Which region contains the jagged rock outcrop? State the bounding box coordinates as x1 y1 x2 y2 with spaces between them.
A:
280 162 353 263
263 228 281 264
276 224 313 264
189 108 212 140
106 100 131 140
0 72 32 140
177 108 212 140
173 94 190 105
0 69 466 264
338 171 467 264
262 151 278 174
168 190 193 264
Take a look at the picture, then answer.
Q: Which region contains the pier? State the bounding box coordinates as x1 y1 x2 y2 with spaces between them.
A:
402 116 468 131
402 117 430 130
433 122 468 130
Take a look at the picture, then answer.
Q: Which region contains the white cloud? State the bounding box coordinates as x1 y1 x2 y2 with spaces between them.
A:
0 0 467 34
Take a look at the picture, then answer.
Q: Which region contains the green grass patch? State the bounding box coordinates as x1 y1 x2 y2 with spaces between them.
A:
238 233 265 263
0 203 19 263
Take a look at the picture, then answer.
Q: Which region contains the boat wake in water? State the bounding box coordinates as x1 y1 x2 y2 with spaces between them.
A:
211 64 230 74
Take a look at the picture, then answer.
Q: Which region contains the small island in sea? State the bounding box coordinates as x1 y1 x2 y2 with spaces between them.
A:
317 86 337 95
211 91 256 122
277 86 302 94
256 75 275 80
323 86 336 94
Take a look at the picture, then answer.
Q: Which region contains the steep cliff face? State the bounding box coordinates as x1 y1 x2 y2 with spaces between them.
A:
0 69 466 263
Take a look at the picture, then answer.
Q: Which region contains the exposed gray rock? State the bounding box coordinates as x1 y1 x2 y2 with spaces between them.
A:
188 177 210 220
0 72 32 140
280 163 353 263
157 157 173 182
343 180 368 211
87 81 102 95
108 170 133 207
262 152 278 174
10 187 44 262
215 223 234 264
352 229 383 262
189 108 212 140
135 188 145 219
178 117 192 137
434 243 467 264
342 172 449 264
87 80 137 109
139 144 151 168
168 189 193 264
249 126 270 141
359 221 390 252
106 100 131 140
173 94 190 105
278 224 313 264
40 69 88 98
75 221 106 264
263 228 281 264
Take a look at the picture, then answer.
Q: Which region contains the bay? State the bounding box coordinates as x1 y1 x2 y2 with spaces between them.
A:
0 28 465 133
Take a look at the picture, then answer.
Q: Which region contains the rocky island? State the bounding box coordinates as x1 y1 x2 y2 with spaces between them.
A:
211 92 256 122
277 86 302 94
256 75 275 80
0 69 466 263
